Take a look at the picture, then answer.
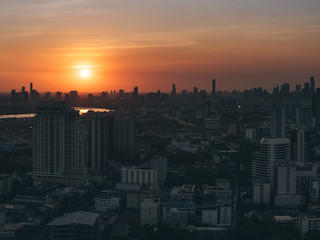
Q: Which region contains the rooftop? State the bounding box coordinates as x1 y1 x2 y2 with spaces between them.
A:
47 211 99 226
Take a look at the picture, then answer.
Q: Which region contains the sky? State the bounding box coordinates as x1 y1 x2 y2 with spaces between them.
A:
1 0 320 93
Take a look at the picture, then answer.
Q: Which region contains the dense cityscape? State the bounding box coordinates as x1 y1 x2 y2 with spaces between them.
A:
0 77 320 239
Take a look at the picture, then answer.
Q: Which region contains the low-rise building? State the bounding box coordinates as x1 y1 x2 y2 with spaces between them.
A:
140 198 160 226
46 211 99 240
163 202 195 228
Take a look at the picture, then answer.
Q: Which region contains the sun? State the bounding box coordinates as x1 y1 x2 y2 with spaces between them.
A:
80 69 90 78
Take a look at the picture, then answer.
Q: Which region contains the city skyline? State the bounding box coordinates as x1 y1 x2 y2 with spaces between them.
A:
1 0 320 92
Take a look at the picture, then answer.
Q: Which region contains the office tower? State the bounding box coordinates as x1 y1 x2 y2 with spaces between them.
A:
65 91 79 103
32 102 87 186
171 83 176 97
280 83 290 98
271 106 286 138
304 82 310 98
310 76 315 94
211 79 216 97
252 137 290 190
291 129 312 163
119 89 124 97
295 85 301 97
193 87 198 97
114 118 135 161
133 86 138 101
313 89 320 129
86 114 110 171
182 90 187 97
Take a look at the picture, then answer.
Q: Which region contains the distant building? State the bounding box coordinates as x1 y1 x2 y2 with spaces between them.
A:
204 116 220 135
170 185 195 202
121 167 158 185
149 155 167 183
95 190 124 211
0 174 13 195
140 198 160 226
253 180 270 204
271 106 286 138
163 202 195 228
114 118 135 161
212 79 216 97
291 129 312 163
202 203 232 227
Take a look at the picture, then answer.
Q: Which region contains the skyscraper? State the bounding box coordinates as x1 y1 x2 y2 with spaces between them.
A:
33 102 87 186
271 106 286 138
86 113 111 171
252 137 290 190
171 83 176 97
291 129 312 163
114 118 135 161
310 76 315 94
193 87 198 97
133 86 138 101
212 79 216 97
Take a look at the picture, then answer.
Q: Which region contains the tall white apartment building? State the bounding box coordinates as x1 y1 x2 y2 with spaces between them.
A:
252 137 290 189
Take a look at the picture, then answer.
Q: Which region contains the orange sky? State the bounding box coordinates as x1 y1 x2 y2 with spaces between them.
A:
1 0 320 93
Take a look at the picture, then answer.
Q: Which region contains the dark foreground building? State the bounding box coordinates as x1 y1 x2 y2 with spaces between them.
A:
46 211 99 240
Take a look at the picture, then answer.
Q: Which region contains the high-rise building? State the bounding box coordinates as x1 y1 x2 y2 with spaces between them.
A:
271 106 286 138
133 86 138 101
291 129 312 163
171 83 176 97
252 137 290 189
193 87 198 97
313 89 320 129
310 76 315 94
114 118 135 161
86 113 112 171
212 79 216 97
32 102 87 186
30 82 33 96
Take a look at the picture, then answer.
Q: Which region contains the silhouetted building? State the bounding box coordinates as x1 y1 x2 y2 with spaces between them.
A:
134 86 138 101
212 79 216 97
310 76 315 94
171 84 176 97
193 87 198 97
114 118 135 161
33 102 87 186
86 114 112 171
271 106 286 138
291 129 312 163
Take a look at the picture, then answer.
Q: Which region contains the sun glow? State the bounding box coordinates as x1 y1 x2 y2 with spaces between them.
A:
80 69 90 78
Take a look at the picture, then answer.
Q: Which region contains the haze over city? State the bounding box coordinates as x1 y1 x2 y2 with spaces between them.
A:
1 0 320 93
